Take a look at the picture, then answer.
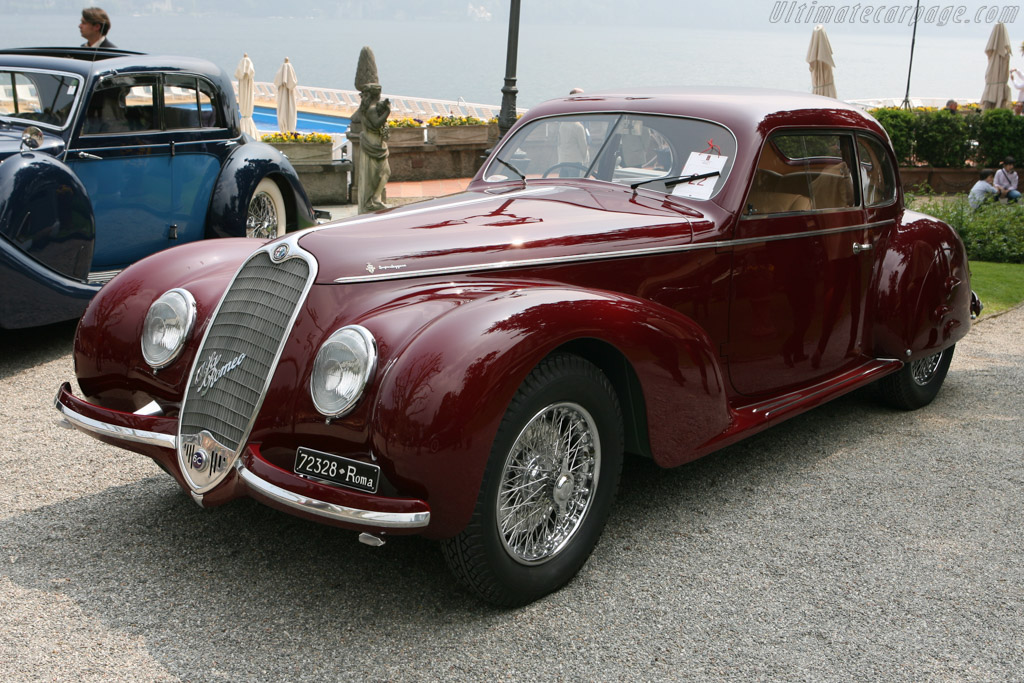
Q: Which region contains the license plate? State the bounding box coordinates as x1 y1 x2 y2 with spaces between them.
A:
294 447 380 494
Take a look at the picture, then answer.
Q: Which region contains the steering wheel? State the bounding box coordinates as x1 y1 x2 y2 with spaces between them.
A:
542 162 588 179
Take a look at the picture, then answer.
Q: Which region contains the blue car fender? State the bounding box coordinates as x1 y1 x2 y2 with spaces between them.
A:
205 140 316 239
0 150 94 281
367 285 731 536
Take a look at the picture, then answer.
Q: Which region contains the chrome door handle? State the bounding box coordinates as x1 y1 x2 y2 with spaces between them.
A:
852 242 873 255
74 151 103 160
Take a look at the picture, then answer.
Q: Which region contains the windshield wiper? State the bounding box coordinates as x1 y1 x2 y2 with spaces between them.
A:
630 170 720 191
493 157 526 182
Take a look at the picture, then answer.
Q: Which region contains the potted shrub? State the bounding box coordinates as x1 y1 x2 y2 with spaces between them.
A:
261 132 333 162
387 118 428 146
425 115 489 144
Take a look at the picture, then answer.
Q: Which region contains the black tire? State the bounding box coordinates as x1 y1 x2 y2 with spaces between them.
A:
877 345 955 410
442 353 624 606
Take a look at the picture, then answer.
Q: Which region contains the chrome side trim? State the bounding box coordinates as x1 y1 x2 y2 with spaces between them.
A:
333 219 895 285
87 269 122 285
54 393 176 449
235 461 430 529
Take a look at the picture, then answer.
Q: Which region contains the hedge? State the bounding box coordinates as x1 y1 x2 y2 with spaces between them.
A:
909 194 1024 263
869 107 1024 168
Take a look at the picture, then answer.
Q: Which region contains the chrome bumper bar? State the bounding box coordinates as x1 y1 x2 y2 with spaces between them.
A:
234 462 429 528
55 386 430 529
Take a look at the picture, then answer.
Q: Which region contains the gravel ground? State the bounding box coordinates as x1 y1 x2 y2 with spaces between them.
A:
1 308 1021 682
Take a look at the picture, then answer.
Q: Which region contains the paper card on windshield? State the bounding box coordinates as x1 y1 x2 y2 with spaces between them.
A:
672 152 728 200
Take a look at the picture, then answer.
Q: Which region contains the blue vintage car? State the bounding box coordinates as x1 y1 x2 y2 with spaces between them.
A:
0 47 319 329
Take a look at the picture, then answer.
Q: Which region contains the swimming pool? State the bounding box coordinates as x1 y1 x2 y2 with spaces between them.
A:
252 106 350 135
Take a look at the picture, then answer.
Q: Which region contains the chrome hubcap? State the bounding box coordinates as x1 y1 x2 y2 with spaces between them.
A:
911 351 942 385
246 191 279 238
497 402 599 565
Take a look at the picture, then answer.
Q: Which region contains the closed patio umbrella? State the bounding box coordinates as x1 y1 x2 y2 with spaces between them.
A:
807 24 837 98
981 22 1012 110
274 57 298 133
234 53 259 138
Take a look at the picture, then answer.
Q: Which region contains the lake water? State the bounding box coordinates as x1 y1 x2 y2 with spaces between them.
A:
1 13 1016 108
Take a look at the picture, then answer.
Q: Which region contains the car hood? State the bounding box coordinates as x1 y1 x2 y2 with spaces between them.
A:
298 184 714 284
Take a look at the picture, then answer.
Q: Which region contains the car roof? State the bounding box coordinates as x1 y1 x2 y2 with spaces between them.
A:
0 48 227 83
523 87 882 140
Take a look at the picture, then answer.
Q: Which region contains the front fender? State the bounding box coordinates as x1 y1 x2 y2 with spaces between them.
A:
206 141 315 238
369 285 730 537
871 211 973 360
0 150 94 280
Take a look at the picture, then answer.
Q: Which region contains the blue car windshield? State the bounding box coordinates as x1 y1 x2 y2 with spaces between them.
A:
0 70 82 129
485 113 737 200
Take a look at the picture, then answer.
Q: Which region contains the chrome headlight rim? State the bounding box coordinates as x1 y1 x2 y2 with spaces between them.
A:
310 325 378 418
141 288 196 370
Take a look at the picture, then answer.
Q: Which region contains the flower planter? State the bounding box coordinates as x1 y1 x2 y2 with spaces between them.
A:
427 125 490 145
269 142 333 162
387 127 428 147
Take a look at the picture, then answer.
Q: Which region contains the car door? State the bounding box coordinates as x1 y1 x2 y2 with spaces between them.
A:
162 74 229 243
727 131 877 396
67 73 172 272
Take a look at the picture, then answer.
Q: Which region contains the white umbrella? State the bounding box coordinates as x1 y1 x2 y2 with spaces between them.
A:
273 57 298 133
981 22 1012 110
233 53 259 138
806 25 837 98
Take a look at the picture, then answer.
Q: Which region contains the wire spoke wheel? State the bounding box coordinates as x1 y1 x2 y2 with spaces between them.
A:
245 178 286 239
497 402 599 565
910 351 942 386
441 354 624 606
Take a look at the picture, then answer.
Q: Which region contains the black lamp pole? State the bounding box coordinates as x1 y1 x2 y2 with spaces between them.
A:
498 0 521 138
901 0 921 109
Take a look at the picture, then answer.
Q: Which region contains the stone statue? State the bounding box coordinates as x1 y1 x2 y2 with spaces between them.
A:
351 46 391 213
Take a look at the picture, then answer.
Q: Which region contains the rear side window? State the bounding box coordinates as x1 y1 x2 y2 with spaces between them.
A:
163 75 222 130
857 135 896 206
746 133 857 215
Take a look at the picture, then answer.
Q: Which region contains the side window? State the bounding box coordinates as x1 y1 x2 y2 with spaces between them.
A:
746 133 857 215
162 76 223 130
857 135 896 206
163 75 201 130
83 75 156 135
197 79 222 128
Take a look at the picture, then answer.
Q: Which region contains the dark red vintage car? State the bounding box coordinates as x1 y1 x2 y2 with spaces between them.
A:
56 88 980 605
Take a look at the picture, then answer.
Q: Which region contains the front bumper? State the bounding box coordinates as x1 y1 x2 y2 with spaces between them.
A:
54 383 430 531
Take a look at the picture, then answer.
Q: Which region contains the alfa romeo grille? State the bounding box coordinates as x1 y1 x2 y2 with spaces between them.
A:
177 244 315 492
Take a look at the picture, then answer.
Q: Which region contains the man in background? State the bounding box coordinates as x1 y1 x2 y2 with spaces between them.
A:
79 8 116 48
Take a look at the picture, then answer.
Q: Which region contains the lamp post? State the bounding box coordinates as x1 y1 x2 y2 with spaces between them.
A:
498 0 521 138
901 0 921 109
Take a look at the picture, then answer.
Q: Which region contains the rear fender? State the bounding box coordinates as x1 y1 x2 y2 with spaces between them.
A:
369 285 730 537
206 142 315 238
871 212 972 360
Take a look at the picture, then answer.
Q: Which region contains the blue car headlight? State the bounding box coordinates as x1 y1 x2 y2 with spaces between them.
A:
310 325 377 418
141 288 196 369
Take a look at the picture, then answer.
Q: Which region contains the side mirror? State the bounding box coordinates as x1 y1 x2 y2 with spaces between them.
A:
21 126 43 151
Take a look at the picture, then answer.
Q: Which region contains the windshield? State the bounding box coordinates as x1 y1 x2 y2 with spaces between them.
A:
0 69 82 129
484 113 737 199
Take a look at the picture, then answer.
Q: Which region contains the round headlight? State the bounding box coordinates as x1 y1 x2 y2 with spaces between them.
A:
141 288 196 369
310 325 377 417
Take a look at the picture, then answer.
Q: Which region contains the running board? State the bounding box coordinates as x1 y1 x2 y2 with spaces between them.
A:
693 358 903 459
87 269 122 286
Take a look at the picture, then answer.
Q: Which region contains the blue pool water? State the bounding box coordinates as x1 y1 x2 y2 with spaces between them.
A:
252 106 350 135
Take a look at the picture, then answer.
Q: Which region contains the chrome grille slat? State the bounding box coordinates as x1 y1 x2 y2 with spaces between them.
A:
176 244 317 493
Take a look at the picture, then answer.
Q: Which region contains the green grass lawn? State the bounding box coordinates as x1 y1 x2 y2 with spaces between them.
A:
970 261 1024 316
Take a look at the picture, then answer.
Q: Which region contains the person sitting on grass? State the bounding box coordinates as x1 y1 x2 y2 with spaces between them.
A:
969 168 1008 209
994 156 1021 202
